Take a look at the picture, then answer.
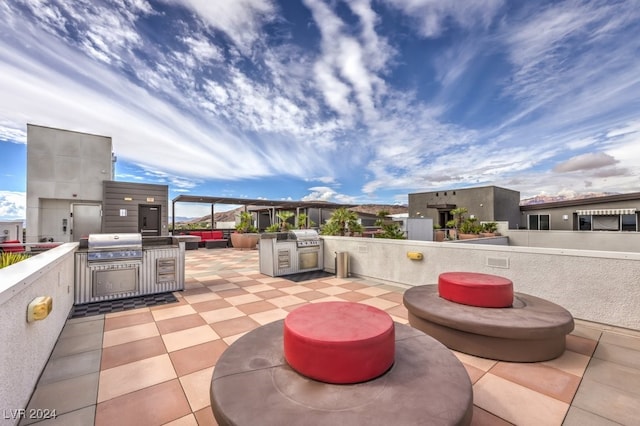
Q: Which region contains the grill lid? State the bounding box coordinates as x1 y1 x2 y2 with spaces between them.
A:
88 233 142 251
288 229 320 241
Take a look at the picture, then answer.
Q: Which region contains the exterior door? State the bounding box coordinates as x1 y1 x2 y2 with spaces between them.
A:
139 205 161 236
72 204 102 241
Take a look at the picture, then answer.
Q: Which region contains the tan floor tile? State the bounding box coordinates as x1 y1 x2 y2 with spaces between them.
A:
283 302 307 312
105 307 150 319
180 367 215 412
390 315 408 324
103 322 159 348
151 304 197 322
222 332 249 345
320 277 350 285
295 290 329 301
170 339 228 376
279 285 311 294
182 292 221 304
566 334 598 357
357 297 398 310
98 354 177 402
190 299 233 313
310 296 346 303
101 336 167 370
378 292 404 303
302 280 332 289
355 286 390 297
571 378 640 425
253 289 287 299
453 351 497 372
183 286 216 295
334 290 370 302
542 350 591 377
207 283 240 292
316 285 350 296
599 330 640 351
156 313 208 334
490 362 580 404
215 288 248 298
471 406 513 426
463 362 485 384
199 306 246 324
267 294 307 308
473 374 569 426
104 311 154 332
224 293 262 306
338 281 368 290
95 379 190 426
162 325 220 352
242 283 277 293
210 316 260 338
194 406 219 426
268 280 296 289
256 276 286 284
227 275 252 283
249 308 289 325
385 304 408 319
571 320 604 340
164 414 198 426
236 300 278 315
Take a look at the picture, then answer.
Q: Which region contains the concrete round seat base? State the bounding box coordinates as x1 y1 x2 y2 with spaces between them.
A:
438 272 514 308
403 285 574 362
211 320 473 426
284 302 395 384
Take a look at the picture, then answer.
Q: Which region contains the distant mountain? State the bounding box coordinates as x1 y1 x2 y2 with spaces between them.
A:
519 192 619 206
349 204 408 216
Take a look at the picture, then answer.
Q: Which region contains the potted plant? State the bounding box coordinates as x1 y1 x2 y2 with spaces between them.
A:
433 224 445 242
445 207 468 240
459 217 481 239
276 211 294 232
230 211 259 249
480 222 498 237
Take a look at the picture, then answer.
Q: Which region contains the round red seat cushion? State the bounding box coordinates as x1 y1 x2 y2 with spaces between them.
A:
438 272 514 308
283 302 395 384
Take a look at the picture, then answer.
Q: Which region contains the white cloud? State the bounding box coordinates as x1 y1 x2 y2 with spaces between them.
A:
554 152 618 173
382 0 504 38
166 0 277 54
0 191 25 220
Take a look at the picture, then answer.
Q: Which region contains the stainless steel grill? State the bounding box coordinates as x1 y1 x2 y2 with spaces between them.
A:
288 229 321 247
87 233 143 262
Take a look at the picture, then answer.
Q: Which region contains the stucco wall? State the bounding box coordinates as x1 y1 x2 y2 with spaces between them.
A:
321 236 640 330
505 229 640 252
26 124 113 243
0 244 76 423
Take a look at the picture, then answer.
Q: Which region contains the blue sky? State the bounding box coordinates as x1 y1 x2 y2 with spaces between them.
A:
1 0 639 220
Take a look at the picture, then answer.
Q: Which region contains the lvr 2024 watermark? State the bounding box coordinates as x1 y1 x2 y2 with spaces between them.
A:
3 409 57 420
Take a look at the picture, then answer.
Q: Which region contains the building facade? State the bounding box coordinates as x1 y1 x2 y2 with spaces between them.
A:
519 193 640 232
408 186 521 229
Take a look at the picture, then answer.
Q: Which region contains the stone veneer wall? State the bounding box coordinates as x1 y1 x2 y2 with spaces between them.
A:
0 244 76 425
321 236 640 330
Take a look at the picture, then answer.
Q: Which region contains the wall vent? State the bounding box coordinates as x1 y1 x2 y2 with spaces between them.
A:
358 245 368 253
486 257 509 269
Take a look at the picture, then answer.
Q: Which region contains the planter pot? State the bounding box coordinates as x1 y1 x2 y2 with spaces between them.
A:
434 230 445 242
479 232 496 238
458 233 479 240
230 233 259 250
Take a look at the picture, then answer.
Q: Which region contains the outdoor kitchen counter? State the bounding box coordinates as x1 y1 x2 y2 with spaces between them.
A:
74 236 185 305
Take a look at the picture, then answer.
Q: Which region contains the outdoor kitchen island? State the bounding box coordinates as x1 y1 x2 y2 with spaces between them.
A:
74 234 185 305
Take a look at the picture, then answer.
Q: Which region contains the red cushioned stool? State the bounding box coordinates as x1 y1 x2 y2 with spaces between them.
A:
284 302 395 384
438 272 513 308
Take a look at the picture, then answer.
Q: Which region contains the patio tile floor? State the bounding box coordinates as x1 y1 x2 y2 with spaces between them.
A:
21 248 640 425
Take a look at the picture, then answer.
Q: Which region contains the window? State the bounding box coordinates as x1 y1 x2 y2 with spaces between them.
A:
528 214 549 230
578 215 592 231
593 215 619 231
621 214 637 232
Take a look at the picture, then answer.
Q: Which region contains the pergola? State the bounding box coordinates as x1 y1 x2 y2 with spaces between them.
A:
171 195 356 231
